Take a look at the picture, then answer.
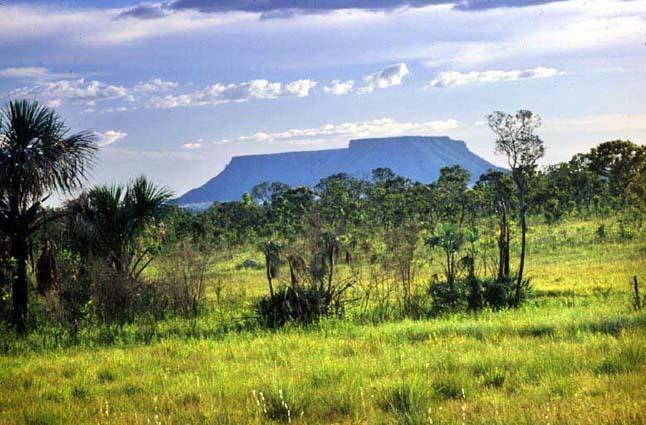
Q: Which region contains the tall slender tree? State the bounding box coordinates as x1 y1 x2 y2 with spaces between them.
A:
487 110 545 305
0 99 96 331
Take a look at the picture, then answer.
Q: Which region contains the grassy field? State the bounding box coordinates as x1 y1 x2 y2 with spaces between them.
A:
0 218 645 424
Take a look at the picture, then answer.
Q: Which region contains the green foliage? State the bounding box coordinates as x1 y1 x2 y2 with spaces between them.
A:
255 285 338 329
0 99 97 330
378 381 424 425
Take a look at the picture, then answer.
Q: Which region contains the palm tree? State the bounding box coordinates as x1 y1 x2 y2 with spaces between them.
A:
0 99 96 331
68 176 173 280
260 239 283 297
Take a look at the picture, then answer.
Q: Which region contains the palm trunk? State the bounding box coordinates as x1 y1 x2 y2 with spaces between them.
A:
265 257 274 297
10 232 29 332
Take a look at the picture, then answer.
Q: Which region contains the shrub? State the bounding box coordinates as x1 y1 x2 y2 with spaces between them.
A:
238 258 262 269
430 275 530 314
427 280 465 315
255 286 333 329
157 242 211 321
88 260 167 325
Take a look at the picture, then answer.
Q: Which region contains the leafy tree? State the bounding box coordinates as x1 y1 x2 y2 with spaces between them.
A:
371 167 396 183
269 186 315 239
487 110 545 305
476 171 515 280
0 100 96 330
585 140 645 207
251 181 290 206
436 165 470 225
315 173 366 262
427 222 465 306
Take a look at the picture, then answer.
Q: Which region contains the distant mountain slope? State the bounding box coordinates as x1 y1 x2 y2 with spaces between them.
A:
177 136 498 205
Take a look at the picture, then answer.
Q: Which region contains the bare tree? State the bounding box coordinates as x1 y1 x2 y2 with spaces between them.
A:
487 110 545 305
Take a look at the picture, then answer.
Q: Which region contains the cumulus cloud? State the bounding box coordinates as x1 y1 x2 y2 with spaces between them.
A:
430 66 563 88
219 117 459 145
323 80 355 95
95 130 127 147
358 63 410 94
10 78 129 106
149 78 317 108
134 78 179 93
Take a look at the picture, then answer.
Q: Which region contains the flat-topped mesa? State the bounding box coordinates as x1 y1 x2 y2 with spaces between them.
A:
176 136 497 206
348 135 467 150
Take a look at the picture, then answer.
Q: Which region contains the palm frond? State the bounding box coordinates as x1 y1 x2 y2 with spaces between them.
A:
0 99 97 210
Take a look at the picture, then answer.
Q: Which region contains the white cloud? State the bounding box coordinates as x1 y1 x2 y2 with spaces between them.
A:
0 4 257 46
134 78 179 93
358 63 410 94
430 66 563 88
181 142 204 149
149 78 317 108
284 79 318 97
95 130 127 147
219 117 459 145
10 78 129 106
0 67 79 80
323 80 354 95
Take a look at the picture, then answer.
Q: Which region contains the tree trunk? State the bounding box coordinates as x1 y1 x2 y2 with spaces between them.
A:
497 204 510 281
265 257 274 297
288 259 298 289
497 210 506 280
327 248 335 294
10 232 29 332
504 221 510 278
516 190 527 306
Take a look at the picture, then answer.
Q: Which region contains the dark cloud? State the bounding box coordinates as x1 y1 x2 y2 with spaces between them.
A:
168 0 567 14
116 3 170 20
116 0 568 19
454 0 565 11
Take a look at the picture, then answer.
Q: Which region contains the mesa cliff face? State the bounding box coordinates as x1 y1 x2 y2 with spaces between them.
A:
177 136 498 205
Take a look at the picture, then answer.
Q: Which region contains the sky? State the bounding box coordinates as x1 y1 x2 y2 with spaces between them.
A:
1 0 645 198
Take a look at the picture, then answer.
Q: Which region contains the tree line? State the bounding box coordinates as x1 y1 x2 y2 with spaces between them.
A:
1 100 644 333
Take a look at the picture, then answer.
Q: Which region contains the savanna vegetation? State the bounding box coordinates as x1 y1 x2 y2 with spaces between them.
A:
0 101 644 424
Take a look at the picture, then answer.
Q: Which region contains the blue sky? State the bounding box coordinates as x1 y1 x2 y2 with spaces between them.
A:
1 0 645 197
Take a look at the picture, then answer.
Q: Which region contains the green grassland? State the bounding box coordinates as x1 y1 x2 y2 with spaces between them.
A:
1 218 645 424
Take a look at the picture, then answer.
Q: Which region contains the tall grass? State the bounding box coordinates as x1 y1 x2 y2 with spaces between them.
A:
0 218 644 424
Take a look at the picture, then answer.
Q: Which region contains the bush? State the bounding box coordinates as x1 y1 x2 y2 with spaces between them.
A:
157 242 211 321
427 280 465 315
88 260 167 325
255 286 334 329
429 275 531 314
40 250 90 334
238 258 262 270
